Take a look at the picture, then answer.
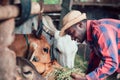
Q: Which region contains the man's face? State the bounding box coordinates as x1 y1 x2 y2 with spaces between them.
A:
65 22 86 43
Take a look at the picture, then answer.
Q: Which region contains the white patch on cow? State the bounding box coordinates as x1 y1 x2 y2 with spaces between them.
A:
42 15 79 68
31 42 38 49
30 42 38 61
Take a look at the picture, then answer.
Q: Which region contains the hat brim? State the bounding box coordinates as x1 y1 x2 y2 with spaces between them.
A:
60 13 86 36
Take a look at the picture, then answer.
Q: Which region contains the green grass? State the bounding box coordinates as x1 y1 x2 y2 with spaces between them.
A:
48 53 117 80
74 54 88 73
74 54 117 80
46 54 87 80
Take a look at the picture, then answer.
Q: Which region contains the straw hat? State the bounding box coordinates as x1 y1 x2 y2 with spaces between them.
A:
60 10 87 36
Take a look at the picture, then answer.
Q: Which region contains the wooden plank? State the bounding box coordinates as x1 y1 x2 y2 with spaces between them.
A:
0 2 41 20
59 0 73 30
43 4 61 12
73 2 120 7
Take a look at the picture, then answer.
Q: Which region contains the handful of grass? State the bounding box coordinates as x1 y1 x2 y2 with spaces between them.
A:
46 67 85 80
56 68 85 80
45 54 87 80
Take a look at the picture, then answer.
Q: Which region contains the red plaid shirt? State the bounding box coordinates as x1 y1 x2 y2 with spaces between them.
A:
85 19 120 80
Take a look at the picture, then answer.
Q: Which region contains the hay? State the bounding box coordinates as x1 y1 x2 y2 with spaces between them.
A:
45 54 88 80
45 67 85 80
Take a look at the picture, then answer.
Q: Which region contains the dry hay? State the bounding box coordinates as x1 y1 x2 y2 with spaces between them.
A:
45 54 87 80
45 67 85 80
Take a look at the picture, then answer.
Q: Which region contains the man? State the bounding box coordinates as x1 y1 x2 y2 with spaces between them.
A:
60 10 120 80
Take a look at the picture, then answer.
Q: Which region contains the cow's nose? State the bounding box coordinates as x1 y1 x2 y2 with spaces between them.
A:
33 56 39 62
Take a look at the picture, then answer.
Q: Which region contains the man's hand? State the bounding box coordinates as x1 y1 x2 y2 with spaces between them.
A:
117 73 120 79
70 73 87 80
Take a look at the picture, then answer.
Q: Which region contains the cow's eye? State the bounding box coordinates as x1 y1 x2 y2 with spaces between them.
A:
23 71 32 75
55 48 61 54
43 48 49 53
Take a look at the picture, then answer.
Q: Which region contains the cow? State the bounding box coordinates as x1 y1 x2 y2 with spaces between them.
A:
9 34 52 74
42 15 78 68
9 34 51 63
0 48 46 80
16 57 46 80
0 50 46 80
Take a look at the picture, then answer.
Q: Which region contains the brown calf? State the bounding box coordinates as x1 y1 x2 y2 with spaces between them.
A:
16 57 46 80
9 34 53 74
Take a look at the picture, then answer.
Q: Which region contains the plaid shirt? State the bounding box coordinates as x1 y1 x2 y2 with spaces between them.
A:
85 19 120 80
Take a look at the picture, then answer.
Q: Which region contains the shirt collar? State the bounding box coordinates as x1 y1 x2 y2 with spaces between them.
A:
86 20 93 42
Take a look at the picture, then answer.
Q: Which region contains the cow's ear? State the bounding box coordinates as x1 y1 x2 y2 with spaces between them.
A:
54 31 60 39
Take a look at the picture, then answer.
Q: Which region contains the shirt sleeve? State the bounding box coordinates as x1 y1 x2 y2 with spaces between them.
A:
86 48 101 74
86 24 118 80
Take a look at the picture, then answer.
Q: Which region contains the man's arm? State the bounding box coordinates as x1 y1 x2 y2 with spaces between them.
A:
86 25 118 80
86 49 101 74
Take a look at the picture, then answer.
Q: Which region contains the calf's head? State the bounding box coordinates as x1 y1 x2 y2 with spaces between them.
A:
16 57 46 80
29 35 51 64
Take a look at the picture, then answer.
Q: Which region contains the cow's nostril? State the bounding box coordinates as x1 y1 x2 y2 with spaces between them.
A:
33 56 39 62
43 48 49 53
